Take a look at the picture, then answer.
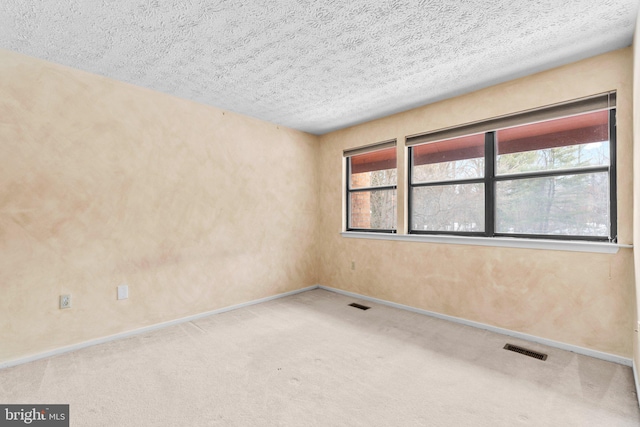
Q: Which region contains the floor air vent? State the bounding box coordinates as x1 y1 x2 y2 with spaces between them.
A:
503 344 548 361
348 303 371 310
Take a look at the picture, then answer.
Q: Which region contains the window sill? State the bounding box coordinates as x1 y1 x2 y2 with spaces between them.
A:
340 232 631 254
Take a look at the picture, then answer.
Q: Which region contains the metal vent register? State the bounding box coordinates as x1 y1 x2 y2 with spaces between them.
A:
348 303 371 311
503 344 548 361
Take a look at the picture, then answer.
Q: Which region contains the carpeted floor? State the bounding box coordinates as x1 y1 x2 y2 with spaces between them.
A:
1 288 638 426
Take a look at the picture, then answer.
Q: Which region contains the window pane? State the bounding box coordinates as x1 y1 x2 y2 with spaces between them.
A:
351 168 397 189
411 184 484 232
412 134 485 183
496 110 609 175
349 189 397 230
496 172 609 236
350 147 397 189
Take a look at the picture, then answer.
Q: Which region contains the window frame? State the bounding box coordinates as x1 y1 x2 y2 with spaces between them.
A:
345 143 398 233
408 107 617 243
408 133 489 236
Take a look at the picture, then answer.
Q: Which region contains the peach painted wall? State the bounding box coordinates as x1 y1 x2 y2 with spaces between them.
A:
1 46 636 366
632 9 640 389
318 48 635 358
0 49 319 365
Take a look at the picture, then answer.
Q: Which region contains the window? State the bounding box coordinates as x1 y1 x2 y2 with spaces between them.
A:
408 93 616 241
410 133 485 233
345 142 397 232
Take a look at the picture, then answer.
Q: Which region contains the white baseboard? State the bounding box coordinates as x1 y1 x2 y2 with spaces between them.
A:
3 284 632 371
0 285 319 370
318 285 633 367
634 361 640 408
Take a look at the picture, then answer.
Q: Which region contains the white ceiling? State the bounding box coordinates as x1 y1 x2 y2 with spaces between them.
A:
1 1 638 135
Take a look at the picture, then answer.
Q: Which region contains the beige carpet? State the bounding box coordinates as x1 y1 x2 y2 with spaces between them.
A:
1 288 638 426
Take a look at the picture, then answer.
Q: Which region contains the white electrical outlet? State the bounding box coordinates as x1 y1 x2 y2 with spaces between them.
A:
117 285 128 300
60 294 71 309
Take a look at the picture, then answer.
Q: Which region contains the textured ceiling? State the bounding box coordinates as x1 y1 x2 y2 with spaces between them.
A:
1 1 638 135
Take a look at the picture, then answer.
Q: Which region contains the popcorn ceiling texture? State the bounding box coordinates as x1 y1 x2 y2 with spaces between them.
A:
0 0 638 134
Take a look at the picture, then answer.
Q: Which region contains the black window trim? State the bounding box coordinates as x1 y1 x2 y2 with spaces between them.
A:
408 106 617 243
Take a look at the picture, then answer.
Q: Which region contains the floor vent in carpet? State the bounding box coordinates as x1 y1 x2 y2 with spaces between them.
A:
348 303 371 310
503 344 547 361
